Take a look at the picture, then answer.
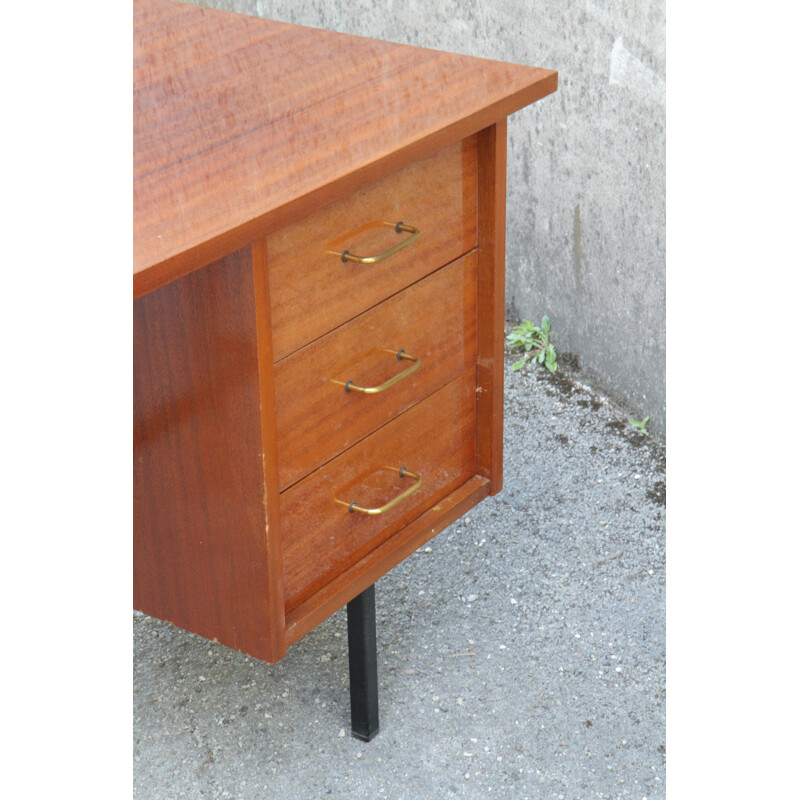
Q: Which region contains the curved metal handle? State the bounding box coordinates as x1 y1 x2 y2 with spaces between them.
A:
336 467 423 516
328 222 420 264
344 350 421 394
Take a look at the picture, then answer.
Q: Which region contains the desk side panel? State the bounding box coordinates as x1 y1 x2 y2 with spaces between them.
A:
133 246 282 662
476 121 507 495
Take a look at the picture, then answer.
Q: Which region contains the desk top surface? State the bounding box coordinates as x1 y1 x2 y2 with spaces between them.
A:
133 0 557 297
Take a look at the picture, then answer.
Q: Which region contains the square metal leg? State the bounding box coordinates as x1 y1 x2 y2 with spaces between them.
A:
347 584 380 741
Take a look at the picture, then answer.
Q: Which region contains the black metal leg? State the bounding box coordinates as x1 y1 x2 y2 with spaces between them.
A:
347 584 380 741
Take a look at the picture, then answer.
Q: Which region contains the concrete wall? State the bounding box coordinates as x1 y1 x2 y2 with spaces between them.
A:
189 1 666 434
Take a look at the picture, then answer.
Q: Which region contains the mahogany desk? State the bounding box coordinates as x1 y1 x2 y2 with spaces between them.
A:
133 0 556 740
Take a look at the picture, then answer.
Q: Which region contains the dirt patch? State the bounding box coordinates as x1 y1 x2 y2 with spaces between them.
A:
647 480 666 506
559 352 581 371
576 397 604 411
605 418 646 448
535 367 579 398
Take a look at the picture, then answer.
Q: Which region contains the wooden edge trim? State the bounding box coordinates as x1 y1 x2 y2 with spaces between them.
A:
284 475 491 647
475 119 507 495
132 72 557 299
252 236 287 662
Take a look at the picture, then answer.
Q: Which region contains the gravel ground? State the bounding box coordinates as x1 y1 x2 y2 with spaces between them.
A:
133 347 666 800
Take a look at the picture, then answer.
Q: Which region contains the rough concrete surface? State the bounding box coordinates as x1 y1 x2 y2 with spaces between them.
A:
187 0 666 434
133 350 666 799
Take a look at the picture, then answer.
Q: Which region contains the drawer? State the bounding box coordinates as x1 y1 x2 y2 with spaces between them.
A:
274 253 478 490
267 136 478 360
281 373 477 612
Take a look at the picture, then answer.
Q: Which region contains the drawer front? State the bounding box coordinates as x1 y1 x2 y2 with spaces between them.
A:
274 253 478 490
268 136 478 361
281 373 477 612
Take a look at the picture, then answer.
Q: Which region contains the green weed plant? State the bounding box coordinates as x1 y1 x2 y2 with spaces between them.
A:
507 316 557 373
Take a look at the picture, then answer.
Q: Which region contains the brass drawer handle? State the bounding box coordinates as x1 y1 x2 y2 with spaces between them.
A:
328 222 420 264
344 349 421 394
336 466 423 515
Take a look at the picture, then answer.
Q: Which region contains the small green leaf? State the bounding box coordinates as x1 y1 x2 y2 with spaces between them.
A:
545 344 557 373
511 359 525 371
542 315 550 336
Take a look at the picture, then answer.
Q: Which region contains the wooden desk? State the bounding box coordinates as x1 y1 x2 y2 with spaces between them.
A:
133 0 556 738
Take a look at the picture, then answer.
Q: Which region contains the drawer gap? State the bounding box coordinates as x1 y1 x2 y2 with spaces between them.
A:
272 247 478 367
277 367 477 495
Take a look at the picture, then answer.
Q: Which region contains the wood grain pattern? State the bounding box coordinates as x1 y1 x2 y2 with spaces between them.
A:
280 373 477 613
475 121 507 495
285 475 491 646
133 0 557 297
251 236 287 660
133 246 283 663
267 137 477 360
274 253 478 490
